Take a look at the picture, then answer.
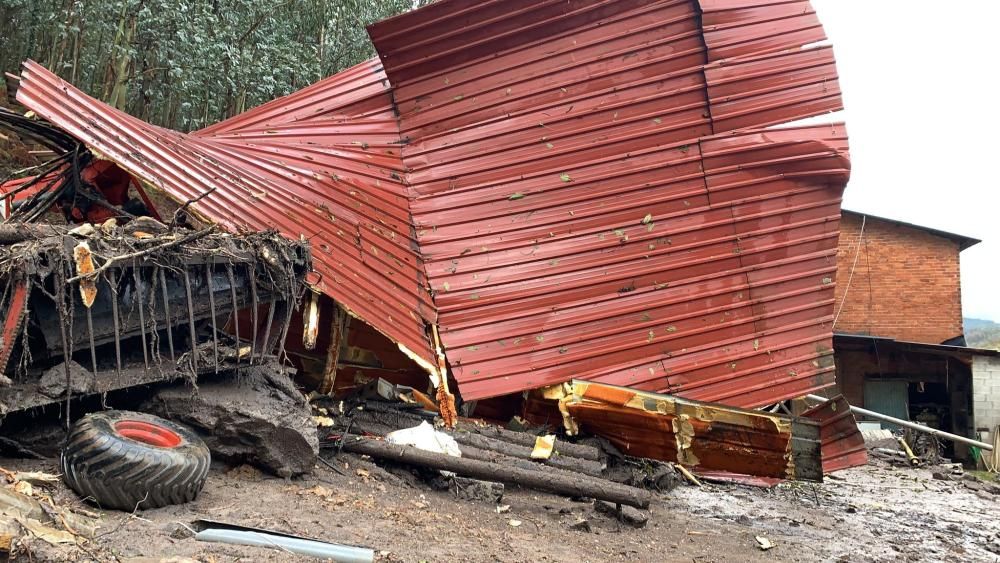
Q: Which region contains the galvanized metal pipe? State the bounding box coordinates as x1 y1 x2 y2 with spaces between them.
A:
195 528 374 562
805 394 993 451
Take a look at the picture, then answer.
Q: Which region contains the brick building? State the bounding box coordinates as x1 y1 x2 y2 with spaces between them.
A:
826 210 999 458
833 210 974 344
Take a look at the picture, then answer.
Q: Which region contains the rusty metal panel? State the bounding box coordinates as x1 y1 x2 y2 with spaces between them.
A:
369 0 850 403
14 60 438 372
699 0 826 61
548 380 822 481
801 394 869 473
0 281 28 375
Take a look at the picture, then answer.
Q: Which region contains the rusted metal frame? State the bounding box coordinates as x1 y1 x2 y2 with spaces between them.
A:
226 264 240 374
319 305 349 395
54 272 73 428
158 268 175 364
275 282 295 370
108 268 122 378
259 299 277 359
249 265 259 364
0 280 29 376
132 262 149 375
205 261 219 373
181 268 199 369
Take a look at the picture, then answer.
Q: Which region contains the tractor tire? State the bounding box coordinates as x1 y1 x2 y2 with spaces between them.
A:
61 410 210 511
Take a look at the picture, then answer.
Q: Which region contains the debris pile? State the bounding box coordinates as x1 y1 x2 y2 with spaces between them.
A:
145 363 318 478
0 218 309 416
0 467 99 559
309 382 744 527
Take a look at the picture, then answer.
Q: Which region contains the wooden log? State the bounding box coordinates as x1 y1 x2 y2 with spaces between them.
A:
353 405 604 462
457 443 605 481
456 421 603 462
339 435 651 509
346 418 605 477
452 430 605 477
318 305 348 395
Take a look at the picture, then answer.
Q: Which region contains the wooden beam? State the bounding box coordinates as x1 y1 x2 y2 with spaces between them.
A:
318 305 348 395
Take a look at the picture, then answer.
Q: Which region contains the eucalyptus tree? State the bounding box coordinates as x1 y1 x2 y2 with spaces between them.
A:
0 0 422 131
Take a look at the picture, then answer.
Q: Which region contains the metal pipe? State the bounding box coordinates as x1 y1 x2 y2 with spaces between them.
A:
805 394 993 451
195 528 374 562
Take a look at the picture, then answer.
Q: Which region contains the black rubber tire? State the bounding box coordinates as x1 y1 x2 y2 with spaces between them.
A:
61 410 210 511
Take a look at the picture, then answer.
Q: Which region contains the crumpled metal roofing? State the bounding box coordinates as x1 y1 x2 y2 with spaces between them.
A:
15 59 439 373
368 0 850 403
802 394 869 473
13 0 851 405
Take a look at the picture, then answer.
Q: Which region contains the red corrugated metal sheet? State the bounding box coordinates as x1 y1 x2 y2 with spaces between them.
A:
15 60 439 373
13 0 851 407
802 394 869 473
549 380 823 481
369 0 850 403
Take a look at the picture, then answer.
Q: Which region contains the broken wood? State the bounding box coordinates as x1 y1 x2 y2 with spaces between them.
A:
674 464 702 487
0 484 97 537
897 437 919 465
0 224 68 243
338 435 651 508
318 305 348 395
430 325 458 428
66 226 216 283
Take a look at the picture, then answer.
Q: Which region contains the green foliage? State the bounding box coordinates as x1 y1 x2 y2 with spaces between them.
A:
966 317 1000 350
0 0 422 131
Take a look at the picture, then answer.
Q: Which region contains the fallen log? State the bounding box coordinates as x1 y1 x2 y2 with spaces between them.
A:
455 422 603 462
339 435 651 509
456 442 611 482
343 419 605 477
452 430 605 477
351 406 604 463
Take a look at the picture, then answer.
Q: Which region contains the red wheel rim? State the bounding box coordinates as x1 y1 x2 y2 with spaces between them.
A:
114 420 182 448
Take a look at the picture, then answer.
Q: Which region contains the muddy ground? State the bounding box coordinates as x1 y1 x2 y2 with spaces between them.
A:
7 452 999 563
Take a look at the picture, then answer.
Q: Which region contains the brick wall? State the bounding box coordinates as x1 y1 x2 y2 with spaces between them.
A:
973 355 1000 434
833 213 963 344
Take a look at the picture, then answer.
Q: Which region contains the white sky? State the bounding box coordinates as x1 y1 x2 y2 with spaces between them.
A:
810 1 999 322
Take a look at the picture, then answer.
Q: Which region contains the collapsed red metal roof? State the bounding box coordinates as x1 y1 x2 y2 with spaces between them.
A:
369 0 850 403
15 59 439 373
13 0 850 405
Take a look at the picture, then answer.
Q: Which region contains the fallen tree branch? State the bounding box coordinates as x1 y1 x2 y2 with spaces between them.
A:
66 226 216 283
338 435 651 508
169 186 217 229
0 224 69 244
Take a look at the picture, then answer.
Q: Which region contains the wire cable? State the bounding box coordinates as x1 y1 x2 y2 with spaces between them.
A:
833 215 866 328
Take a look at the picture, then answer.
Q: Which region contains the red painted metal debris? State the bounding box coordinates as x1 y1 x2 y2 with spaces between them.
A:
12 0 851 407
801 394 869 473
369 0 850 403
14 60 438 373
694 470 782 488
546 380 822 481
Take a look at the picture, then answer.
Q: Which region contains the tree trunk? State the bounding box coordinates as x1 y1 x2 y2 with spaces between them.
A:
338 436 652 509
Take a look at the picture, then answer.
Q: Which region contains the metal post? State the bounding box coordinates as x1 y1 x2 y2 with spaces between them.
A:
805 394 993 451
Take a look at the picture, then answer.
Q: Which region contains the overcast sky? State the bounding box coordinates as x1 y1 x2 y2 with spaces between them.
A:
809 1 998 322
